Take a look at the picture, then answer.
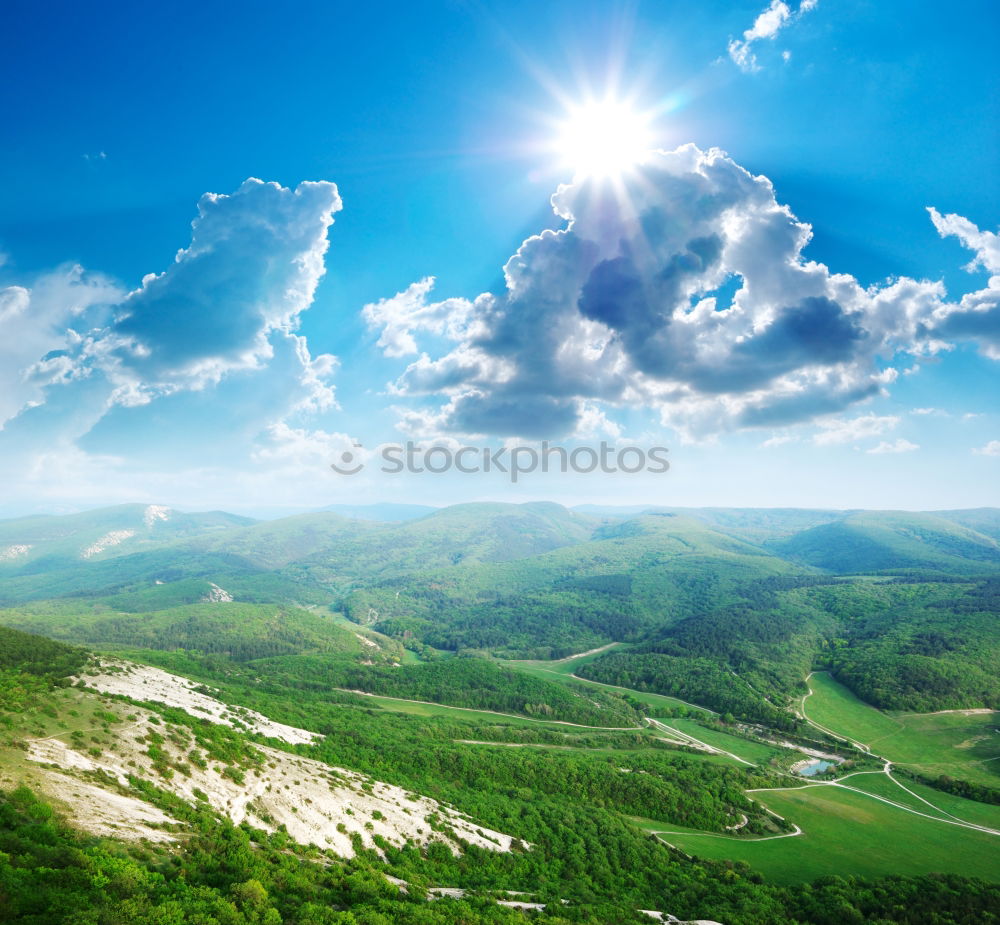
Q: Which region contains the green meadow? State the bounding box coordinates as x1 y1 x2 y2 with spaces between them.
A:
643 782 1000 885
335 687 643 730
666 718 783 765
841 771 1000 829
805 672 1000 787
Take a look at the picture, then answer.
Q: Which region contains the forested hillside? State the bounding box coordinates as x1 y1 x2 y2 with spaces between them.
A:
0 501 998 923
578 577 1000 719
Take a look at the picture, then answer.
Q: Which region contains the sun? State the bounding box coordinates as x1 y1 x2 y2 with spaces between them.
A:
555 99 653 179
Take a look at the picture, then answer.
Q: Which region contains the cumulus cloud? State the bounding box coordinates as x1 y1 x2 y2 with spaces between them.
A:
101 178 342 397
728 0 817 72
362 277 477 357
973 440 1000 457
0 178 345 488
866 439 919 455
367 144 993 442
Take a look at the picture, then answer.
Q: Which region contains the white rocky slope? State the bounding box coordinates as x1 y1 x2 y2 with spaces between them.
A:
201 582 234 602
30 660 519 858
143 504 171 527
79 659 319 745
80 530 135 558
0 544 32 561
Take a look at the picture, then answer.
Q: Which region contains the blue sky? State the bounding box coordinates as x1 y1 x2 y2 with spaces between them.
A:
0 0 997 515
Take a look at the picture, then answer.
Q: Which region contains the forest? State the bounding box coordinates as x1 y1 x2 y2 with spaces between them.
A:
0 504 998 922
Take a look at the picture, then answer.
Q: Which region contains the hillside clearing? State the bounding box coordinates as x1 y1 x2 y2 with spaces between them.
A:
803 672 1000 787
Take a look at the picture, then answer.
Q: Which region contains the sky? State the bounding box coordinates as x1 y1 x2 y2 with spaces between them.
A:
0 0 998 517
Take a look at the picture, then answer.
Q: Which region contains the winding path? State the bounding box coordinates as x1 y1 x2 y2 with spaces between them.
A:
779 673 1000 837
645 718 754 765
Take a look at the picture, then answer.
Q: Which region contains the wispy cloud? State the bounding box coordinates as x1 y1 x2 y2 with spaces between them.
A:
812 414 899 446
728 0 817 73
927 208 1000 360
866 439 919 455
973 440 1000 457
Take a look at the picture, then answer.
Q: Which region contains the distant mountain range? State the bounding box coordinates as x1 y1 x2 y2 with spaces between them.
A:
2 503 997 593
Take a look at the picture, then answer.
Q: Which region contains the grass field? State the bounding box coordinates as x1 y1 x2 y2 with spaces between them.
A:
642 782 1000 885
804 672 1000 787
507 651 796 769
339 688 645 731
842 770 1000 829
666 718 783 765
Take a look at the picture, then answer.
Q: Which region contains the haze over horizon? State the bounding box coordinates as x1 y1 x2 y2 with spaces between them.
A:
4 499 1000 525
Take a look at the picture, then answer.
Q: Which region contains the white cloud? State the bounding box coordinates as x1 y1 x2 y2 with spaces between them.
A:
573 402 623 440
0 178 346 501
251 421 356 469
0 266 123 426
362 277 476 357
926 208 1000 360
928 207 1000 275
812 414 900 446
973 440 1000 457
761 433 798 447
728 1 816 72
866 439 919 455
102 177 342 396
367 145 997 442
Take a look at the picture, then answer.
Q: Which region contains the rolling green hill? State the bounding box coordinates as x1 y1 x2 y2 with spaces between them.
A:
0 625 86 677
0 504 253 571
2 503 998 611
1 503 998 716
771 511 1000 575
573 507 849 544
187 502 594 573
574 576 1000 724
344 513 802 656
0 600 391 663
1 501 999 924
934 507 1000 542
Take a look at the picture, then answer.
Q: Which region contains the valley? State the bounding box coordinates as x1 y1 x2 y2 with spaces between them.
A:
0 501 998 923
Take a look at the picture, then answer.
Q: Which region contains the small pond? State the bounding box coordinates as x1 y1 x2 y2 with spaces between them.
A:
797 759 836 776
